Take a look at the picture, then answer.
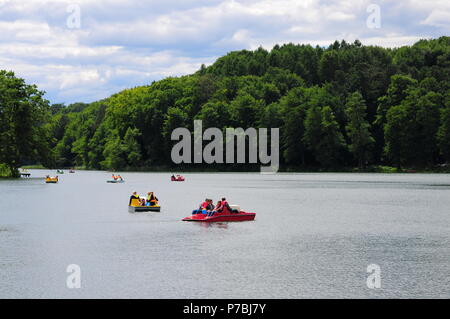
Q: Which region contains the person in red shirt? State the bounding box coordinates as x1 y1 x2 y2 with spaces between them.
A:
192 199 209 215
220 197 232 214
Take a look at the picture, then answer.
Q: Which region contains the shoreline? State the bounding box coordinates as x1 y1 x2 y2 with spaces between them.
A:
8 165 450 176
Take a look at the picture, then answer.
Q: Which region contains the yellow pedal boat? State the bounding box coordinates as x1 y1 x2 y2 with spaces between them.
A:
128 198 161 212
45 176 59 183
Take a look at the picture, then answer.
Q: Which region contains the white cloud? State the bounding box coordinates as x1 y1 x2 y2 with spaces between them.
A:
0 0 447 103
421 10 450 28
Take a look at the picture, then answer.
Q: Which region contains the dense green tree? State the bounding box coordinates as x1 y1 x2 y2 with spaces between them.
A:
101 130 126 170
230 93 264 128
384 88 441 167
8 37 448 173
0 71 53 176
196 101 231 129
384 105 407 167
304 105 345 167
263 67 304 95
123 127 142 165
374 74 418 162
319 50 339 83
279 88 308 165
163 106 190 156
438 102 450 162
345 92 374 167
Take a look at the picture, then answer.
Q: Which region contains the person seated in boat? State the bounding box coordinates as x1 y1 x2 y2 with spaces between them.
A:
112 174 117 181
200 199 210 214
118 175 123 181
129 192 140 205
207 200 223 217
206 199 214 211
193 199 209 214
146 192 158 206
218 197 232 214
202 199 215 215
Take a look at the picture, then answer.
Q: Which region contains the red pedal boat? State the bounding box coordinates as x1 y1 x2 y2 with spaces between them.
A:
171 175 185 182
182 211 256 222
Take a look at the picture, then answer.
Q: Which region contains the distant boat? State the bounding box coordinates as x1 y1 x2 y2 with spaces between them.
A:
69 169 75 173
107 179 125 183
20 169 31 177
57 169 64 174
128 195 161 212
129 205 160 213
183 205 255 223
45 176 59 183
171 175 185 182
108 175 124 183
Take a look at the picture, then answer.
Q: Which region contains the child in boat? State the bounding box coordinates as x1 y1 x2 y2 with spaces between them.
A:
200 199 209 214
203 199 214 215
146 192 158 206
207 201 223 217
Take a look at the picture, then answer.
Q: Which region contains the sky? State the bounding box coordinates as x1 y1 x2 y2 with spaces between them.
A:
0 0 449 104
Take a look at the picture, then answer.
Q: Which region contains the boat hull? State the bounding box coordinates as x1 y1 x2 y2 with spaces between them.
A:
183 212 255 222
128 206 161 212
107 180 125 183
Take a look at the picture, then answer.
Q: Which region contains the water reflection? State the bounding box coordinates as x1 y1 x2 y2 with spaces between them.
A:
194 222 229 229
1 170 449 298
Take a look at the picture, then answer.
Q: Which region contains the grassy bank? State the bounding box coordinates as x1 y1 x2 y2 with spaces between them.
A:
20 164 46 169
0 164 18 178
0 164 11 177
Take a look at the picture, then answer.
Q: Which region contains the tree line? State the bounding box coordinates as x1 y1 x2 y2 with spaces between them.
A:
1 37 450 176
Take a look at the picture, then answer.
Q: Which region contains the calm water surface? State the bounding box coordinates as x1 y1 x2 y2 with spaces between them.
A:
0 170 449 298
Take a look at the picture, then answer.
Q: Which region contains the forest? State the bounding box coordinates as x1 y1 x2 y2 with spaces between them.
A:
1 36 450 177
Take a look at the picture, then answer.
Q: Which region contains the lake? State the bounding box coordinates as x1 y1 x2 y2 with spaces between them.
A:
0 170 449 298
